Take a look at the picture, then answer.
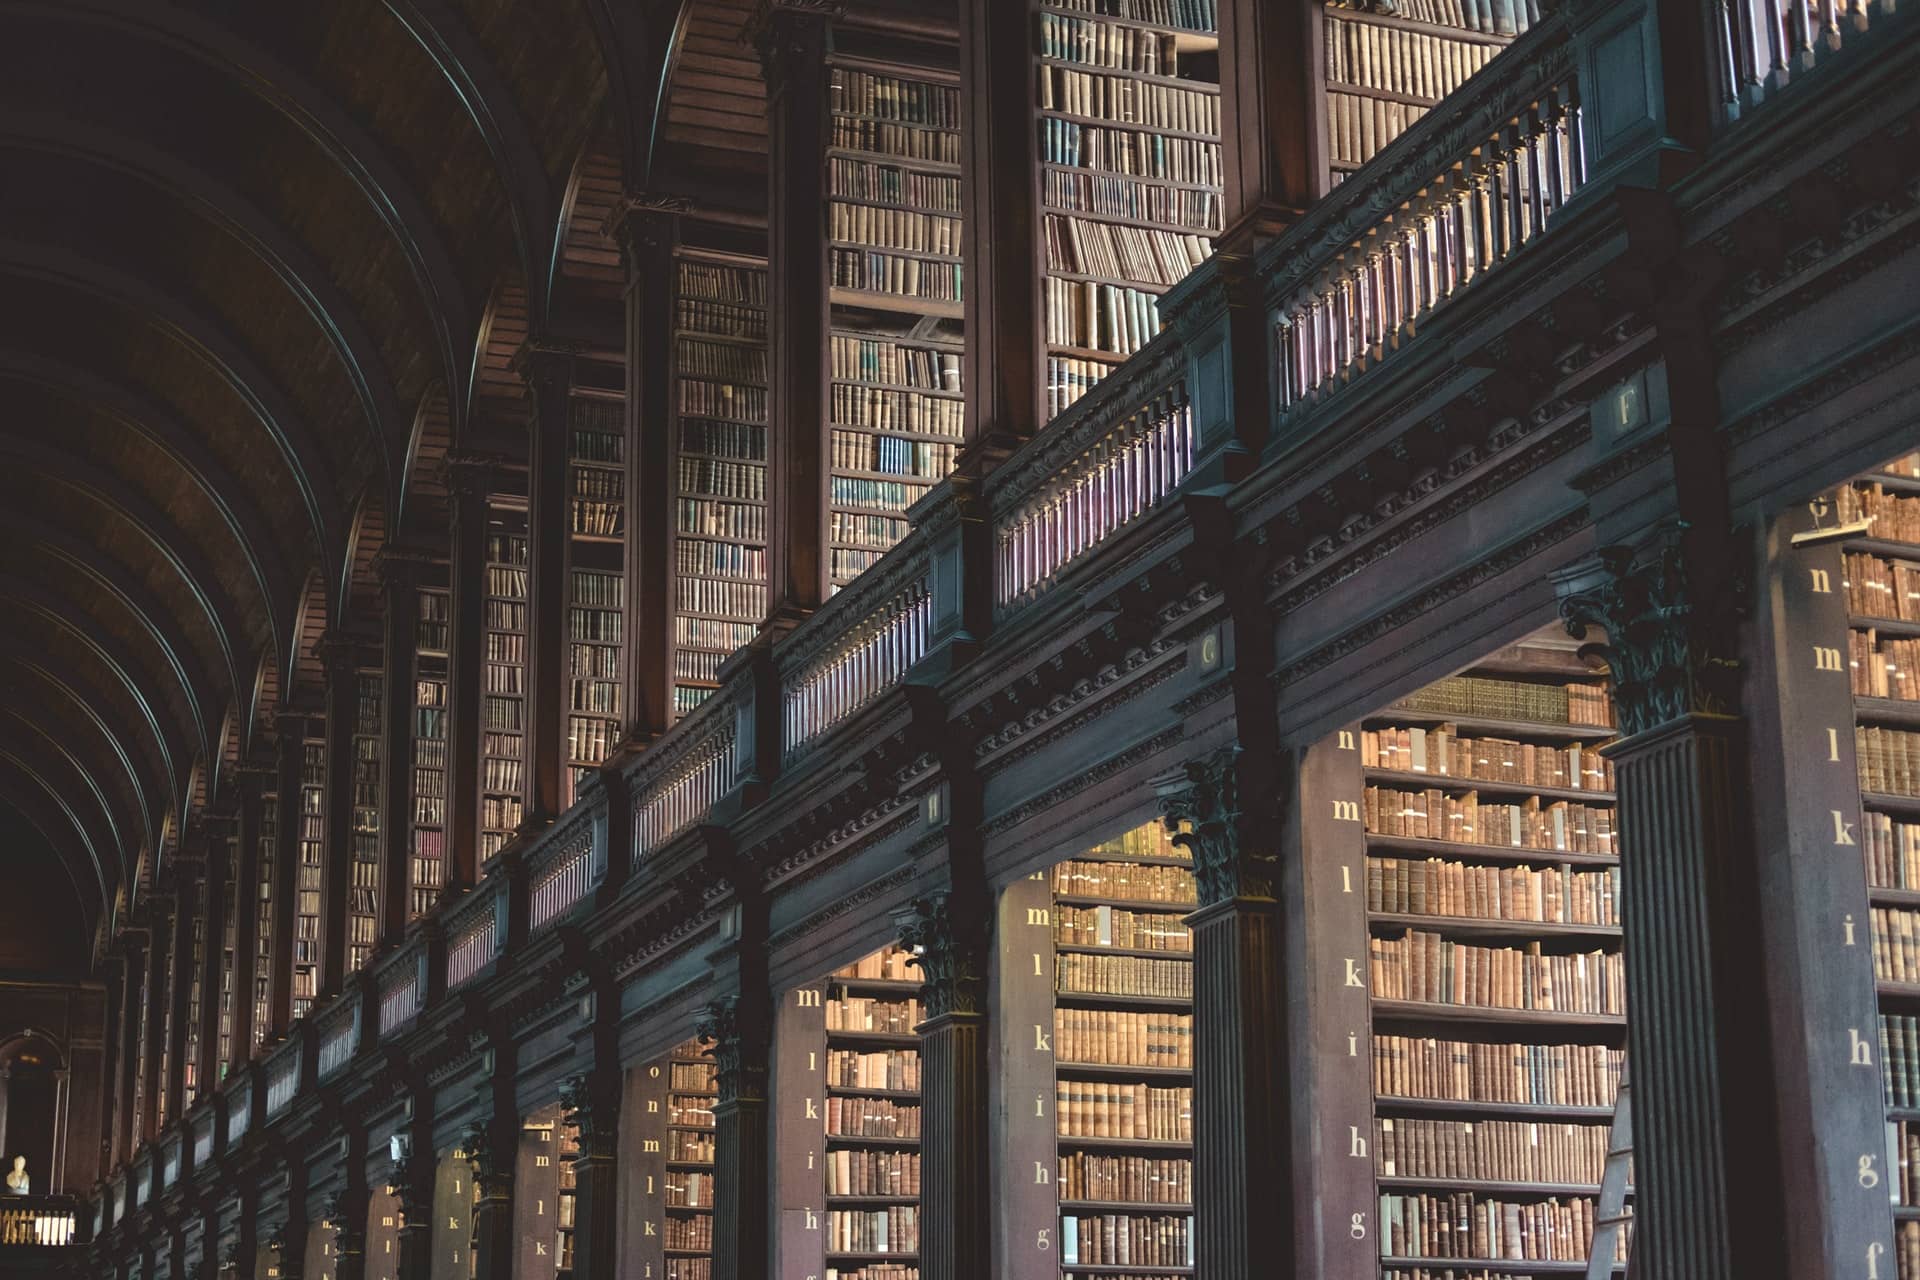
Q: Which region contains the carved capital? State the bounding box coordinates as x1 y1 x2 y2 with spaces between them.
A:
893 891 985 1018
747 0 843 79
603 192 693 252
322 1190 364 1254
460 1112 509 1195
559 1072 618 1156
1555 519 1745 738
695 995 769 1103
1156 746 1278 905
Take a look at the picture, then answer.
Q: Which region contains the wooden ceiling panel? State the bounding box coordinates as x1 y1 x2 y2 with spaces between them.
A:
459 0 611 188
664 0 770 156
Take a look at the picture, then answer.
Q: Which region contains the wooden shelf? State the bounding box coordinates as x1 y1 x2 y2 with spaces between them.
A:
829 976 922 994
1037 56 1223 93
1370 709 1619 742
1852 614 1920 638
1863 791 1920 819
1055 894 1200 911
823 1133 920 1148
1055 1062 1192 1081
826 1029 919 1046
1856 696 1920 728
1055 1135 1191 1153
826 1194 920 1205
829 286 963 320
1370 1000 1626 1030
1845 537 1920 563
1373 1096 1616 1121
825 1252 920 1262
1057 1199 1193 1213
1377 1175 1607 1197
1036 3 1219 47
1056 943 1194 961
826 1085 922 1101
1038 107 1217 144
1872 887 1920 908
1865 472 1920 494
1380 1260 1617 1275
1054 1266 1192 1277
1367 913 1622 942
1364 834 1619 869
1363 768 1615 805
1055 989 1192 1010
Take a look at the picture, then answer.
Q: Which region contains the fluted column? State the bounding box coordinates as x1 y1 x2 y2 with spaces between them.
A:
443 455 493 896
699 991 770 1280
378 553 423 941
559 1073 618 1280
231 767 269 1069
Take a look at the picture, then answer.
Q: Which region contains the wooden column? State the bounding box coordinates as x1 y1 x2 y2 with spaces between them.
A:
378 554 422 942
142 901 169 1139
390 1098 436 1280
1216 0 1322 237
165 863 197 1124
318 635 360 994
1152 746 1300 1280
328 1124 371 1280
700 927 771 1280
197 821 232 1097
897 889 989 1280
755 0 833 620
518 344 576 826
611 196 683 743
443 454 492 896
958 0 1041 446
274 1141 310 1280
234 1175 259 1280
1558 524 1788 1280
231 767 268 1071
117 932 144 1159
269 718 304 1037
465 1042 519 1280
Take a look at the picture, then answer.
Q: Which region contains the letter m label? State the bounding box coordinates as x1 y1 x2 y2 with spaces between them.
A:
1025 908 1051 926
1331 800 1360 822
1814 645 1843 671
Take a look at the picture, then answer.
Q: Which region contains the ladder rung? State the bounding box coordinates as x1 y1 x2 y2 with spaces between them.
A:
1595 1213 1633 1227
1606 1145 1633 1157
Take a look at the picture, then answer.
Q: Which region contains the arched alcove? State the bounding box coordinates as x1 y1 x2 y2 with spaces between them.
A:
0 1027 67 1194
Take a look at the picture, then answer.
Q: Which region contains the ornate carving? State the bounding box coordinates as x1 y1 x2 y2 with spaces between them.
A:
1556 521 1745 738
696 995 769 1103
460 1111 508 1194
746 0 843 76
559 1073 617 1153
1156 746 1278 904
323 1189 364 1253
894 891 985 1018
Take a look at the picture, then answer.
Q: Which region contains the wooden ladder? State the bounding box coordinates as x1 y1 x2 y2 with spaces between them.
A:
1587 1061 1634 1280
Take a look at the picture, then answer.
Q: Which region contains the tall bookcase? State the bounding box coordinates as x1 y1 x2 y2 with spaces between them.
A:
294 722 326 1017
253 789 275 1050
349 667 383 973
482 502 530 862
413 584 450 917
671 251 769 718
826 58 965 583
218 858 236 1074
633 1037 719 1280
1337 644 1629 1276
183 880 204 1101
1036 0 1221 416
1001 821 1196 1280
566 393 626 804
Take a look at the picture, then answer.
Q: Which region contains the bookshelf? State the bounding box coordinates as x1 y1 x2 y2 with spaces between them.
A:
825 59 965 582
253 789 275 1050
350 667 383 973
413 585 450 918
433 1144 479 1280
633 1037 718 1280
1837 456 1920 1275
1035 0 1221 415
567 394 626 804
1322 1 1539 184
218 860 236 1074
557 1117 580 1277
1350 645 1629 1277
183 882 204 1101
671 251 769 718
294 722 325 1018
482 503 530 863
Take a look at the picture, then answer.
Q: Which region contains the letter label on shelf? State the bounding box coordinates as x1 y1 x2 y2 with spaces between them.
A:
1350 1213 1367 1240
1345 958 1365 988
1835 812 1859 846
1830 727 1842 762
1035 1162 1050 1184
1852 1028 1874 1066
805 1098 818 1120
1332 799 1360 822
1026 908 1051 926
1811 568 1832 594
1338 730 1356 751
1815 645 1844 672
1845 914 1858 947
1349 1126 1368 1158
1860 1154 1880 1189
1034 1024 1052 1053
796 989 822 1008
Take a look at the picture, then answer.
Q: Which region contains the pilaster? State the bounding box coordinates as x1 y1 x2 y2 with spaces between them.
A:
516 342 578 827
557 1073 617 1280
698 987 770 1280
377 552 424 941
165 860 198 1125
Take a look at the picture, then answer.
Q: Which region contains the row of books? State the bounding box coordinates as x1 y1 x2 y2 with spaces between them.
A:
1369 931 1626 1015
823 1149 919 1197
1046 276 1162 357
1887 1120 1920 1206
1040 14 1188 74
673 1062 718 1093
481 795 523 830
1364 788 1618 857
683 419 766 462
1041 119 1222 186
571 464 623 501
830 433 955 478
679 498 767 542
663 1218 712 1251
821 1267 912 1280
1876 907 1920 985
830 335 961 392
678 337 766 383
572 678 621 714
1378 1192 1615 1263
1858 725 1920 795
833 549 883 581
1864 815 1920 890
572 642 620 678
1052 860 1196 903
1056 952 1193 998
485 600 527 632
677 579 766 620
680 260 768 306
1045 214 1211 289
666 1172 714 1207
830 249 963 301
1374 1117 1608 1184
1843 553 1920 622
833 511 910 551
1838 483 1920 544
1330 0 1542 35
571 569 621 606
485 661 525 694
1048 353 1117 417
1395 677 1615 729
674 650 725 683
1039 67 1220 136
571 425 623 464
681 379 767 423
1055 1082 1192 1140
483 731 523 758
1056 904 1192 951
831 387 964 438
828 1049 922 1092
486 533 528 566
830 476 928 514
1895 1224 1920 1280
572 501 622 539
1851 628 1920 701
1055 1008 1193 1068
830 68 958 128
826 1097 919 1139
836 949 919 982
570 606 622 643
827 997 922 1034
677 299 765 341
1326 14 1501 101
829 202 960 256
1044 168 1222 232
568 716 618 765
679 537 765 580
1362 728 1614 790
675 616 757 652
825 1208 918 1255
1059 1214 1191 1267
1365 857 1621 927
673 1131 715 1162
829 158 960 213
1057 1153 1191 1205
1043 0 1218 33
487 632 526 663
831 119 960 166
671 1097 714 1129
482 694 525 730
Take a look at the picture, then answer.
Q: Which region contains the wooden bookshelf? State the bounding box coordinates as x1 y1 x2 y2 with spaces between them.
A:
348 665 382 973
565 393 625 805
1352 646 1628 1277
293 720 325 1018
411 583 449 919
252 788 275 1050
1034 1 1221 416
481 502 529 863
824 58 965 585
631 1038 718 1280
823 944 923 1276
671 251 768 719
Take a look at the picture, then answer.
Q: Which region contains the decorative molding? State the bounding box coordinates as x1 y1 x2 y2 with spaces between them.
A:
767 863 917 951
559 1073 616 1156
894 890 985 1019
982 727 1186 840
695 995 768 1104
1156 746 1276 904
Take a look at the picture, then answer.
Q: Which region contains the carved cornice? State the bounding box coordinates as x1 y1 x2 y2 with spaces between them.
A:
1156 746 1275 904
894 890 984 1018
767 863 917 952
1555 520 1745 739
982 727 1185 840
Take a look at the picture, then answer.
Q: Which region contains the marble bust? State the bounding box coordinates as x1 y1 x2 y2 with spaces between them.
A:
4 1157 26 1194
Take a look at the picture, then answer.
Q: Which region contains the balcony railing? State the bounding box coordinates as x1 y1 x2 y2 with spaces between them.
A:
376 962 422 1037
0 1196 77 1246
225 1079 250 1148
315 999 359 1081
529 831 597 933
1269 12 1580 419
781 566 932 759
632 698 738 862
262 1045 299 1119
1718 0 1898 118
445 891 501 990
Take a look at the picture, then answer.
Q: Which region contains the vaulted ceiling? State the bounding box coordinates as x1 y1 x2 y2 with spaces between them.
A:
0 0 754 964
